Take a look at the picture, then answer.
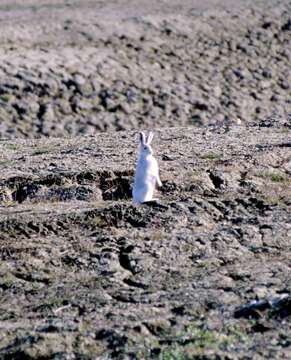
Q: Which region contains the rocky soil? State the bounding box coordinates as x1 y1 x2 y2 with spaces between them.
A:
0 0 290 138
0 0 290 359
0 126 290 358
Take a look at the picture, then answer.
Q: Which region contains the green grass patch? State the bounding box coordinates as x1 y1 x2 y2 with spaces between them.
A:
32 146 54 156
0 273 16 290
4 143 21 151
201 152 222 161
258 171 288 183
142 322 250 359
269 173 286 182
1 93 14 103
39 298 67 311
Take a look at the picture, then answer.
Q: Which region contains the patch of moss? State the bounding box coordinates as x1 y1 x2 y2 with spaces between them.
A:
269 173 286 182
142 323 250 359
32 146 55 156
201 152 222 160
258 171 287 183
88 215 110 228
39 298 67 311
176 326 217 348
1 93 14 103
160 349 188 360
5 143 21 151
0 273 16 290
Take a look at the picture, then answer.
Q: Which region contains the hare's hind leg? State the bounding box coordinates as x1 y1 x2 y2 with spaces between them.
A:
143 199 159 205
156 175 162 188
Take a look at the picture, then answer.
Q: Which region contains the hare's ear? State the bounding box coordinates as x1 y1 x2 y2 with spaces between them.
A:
139 132 146 145
146 131 154 144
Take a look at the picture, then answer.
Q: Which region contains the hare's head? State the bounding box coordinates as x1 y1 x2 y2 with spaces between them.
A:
139 131 154 156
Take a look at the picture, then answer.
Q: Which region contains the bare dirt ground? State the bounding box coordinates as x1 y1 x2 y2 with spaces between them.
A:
0 0 290 137
0 0 290 359
0 126 290 358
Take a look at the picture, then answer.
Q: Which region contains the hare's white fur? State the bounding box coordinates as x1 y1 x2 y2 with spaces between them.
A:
132 131 162 204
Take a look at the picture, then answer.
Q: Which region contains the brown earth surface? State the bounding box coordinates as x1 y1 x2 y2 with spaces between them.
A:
0 125 290 358
0 0 290 359
0 0 290 138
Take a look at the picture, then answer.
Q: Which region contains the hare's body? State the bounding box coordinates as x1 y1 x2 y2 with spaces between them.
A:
132 131 162 204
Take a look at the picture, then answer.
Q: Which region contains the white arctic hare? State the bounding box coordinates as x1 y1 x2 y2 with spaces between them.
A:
132 131 162 204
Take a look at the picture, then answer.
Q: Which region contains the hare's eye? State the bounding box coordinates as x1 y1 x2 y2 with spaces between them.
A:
144 146 147 150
